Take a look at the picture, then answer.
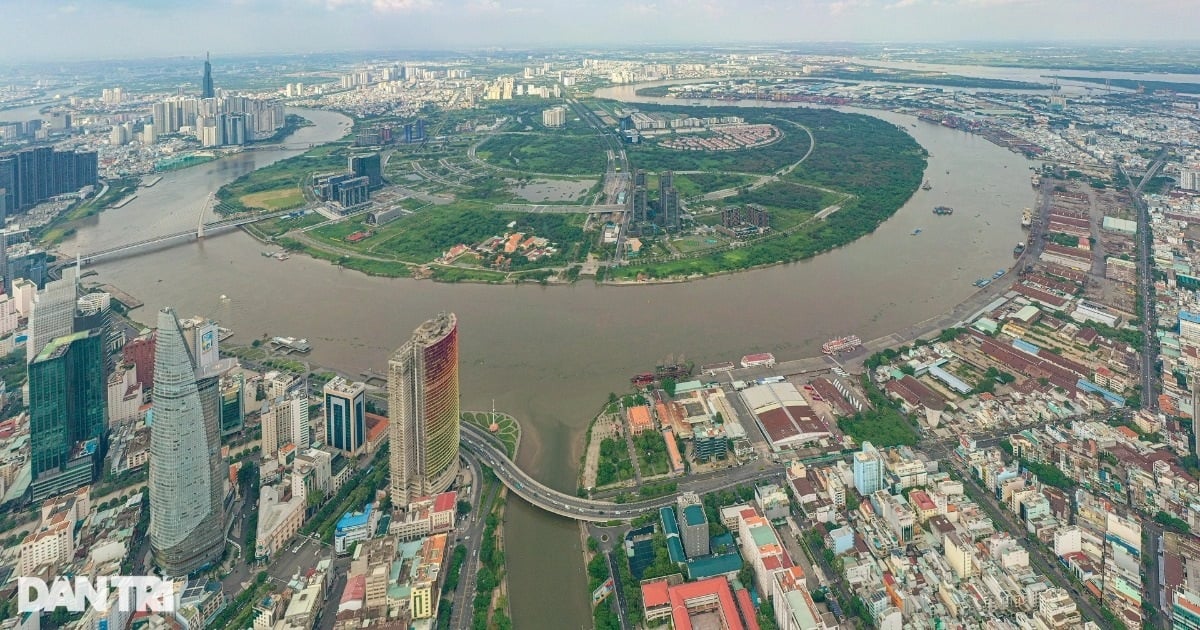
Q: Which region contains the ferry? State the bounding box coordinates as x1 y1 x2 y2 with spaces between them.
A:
933 206 953 216
1021 208 1032 228
822 335 863 355
1014 241 1026 255
993 269 1006 278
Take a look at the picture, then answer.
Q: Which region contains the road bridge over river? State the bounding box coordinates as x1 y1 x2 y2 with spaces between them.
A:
460 422 786 521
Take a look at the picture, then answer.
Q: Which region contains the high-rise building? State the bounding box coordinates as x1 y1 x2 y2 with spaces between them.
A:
178 316 220 371
660 187 679 230
149 307 225 576
632 185 647 223
220 372 245 436
261 391 309 458
658 169 673 207
853 441 883 496
389 312 460 507
676 492 709 558
1180 167 1200 192
27 268 78 364
0 148 97 213
657 170 679 230
349 154 383 188
542 106 567 128
325 377 366 455
201 53 215 99
29 329 107 501
123 334 156 389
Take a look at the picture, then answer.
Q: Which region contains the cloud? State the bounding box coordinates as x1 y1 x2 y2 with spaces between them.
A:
371 0 433 10
826 0 868 14
623 2 659 15
465 0 500 12
319 0 433 12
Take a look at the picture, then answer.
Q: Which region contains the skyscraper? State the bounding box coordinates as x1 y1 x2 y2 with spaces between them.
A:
0 148 96 213
201 53 215 99
149 307 225 576
28 329 107 501
657 170 679 230
853 442 883 496
389 312 460 507
325 377 366 455
27 268 78 363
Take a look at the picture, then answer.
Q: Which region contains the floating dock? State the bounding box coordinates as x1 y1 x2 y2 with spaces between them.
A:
269 336 311 354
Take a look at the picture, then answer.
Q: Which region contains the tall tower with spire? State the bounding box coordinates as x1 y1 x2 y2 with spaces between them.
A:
201 53 215 99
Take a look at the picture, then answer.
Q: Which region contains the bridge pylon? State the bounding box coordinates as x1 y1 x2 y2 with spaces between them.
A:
197 193 216 239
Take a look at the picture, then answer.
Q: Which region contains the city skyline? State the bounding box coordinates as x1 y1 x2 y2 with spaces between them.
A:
0 0 1198 61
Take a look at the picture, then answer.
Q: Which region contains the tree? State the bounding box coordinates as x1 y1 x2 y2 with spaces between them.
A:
662 377 677 397
457 500 472 517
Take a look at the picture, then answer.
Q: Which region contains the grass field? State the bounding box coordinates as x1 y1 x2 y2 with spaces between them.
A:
240 188 305 211
673 235 727 253
673 173 755 197
462 411 520 458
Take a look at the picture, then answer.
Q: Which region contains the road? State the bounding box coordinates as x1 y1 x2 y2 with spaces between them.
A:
605 550 633 630
1144 521 1169 629
462 421 787 521
1119 150 1167 412
564 98 631 264
447 452 498 630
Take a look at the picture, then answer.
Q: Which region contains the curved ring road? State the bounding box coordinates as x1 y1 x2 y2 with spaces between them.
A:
460 422 786 521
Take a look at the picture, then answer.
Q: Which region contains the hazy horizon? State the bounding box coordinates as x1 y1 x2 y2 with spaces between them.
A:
1 0 1198 62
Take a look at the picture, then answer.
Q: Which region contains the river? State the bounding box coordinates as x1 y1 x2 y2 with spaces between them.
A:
81 94 1032 628
848 57 1200 94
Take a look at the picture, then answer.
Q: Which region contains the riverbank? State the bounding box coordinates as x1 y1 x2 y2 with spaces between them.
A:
241 103 923 286
37 178 139 245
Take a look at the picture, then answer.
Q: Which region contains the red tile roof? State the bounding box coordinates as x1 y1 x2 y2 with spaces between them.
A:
668 577 750 630
641 580 670 608
433 491 457 514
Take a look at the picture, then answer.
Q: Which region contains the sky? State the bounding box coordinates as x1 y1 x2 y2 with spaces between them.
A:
0 0 1197 61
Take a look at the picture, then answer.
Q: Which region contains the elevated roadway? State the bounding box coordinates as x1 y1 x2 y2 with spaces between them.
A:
460 422 784 522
